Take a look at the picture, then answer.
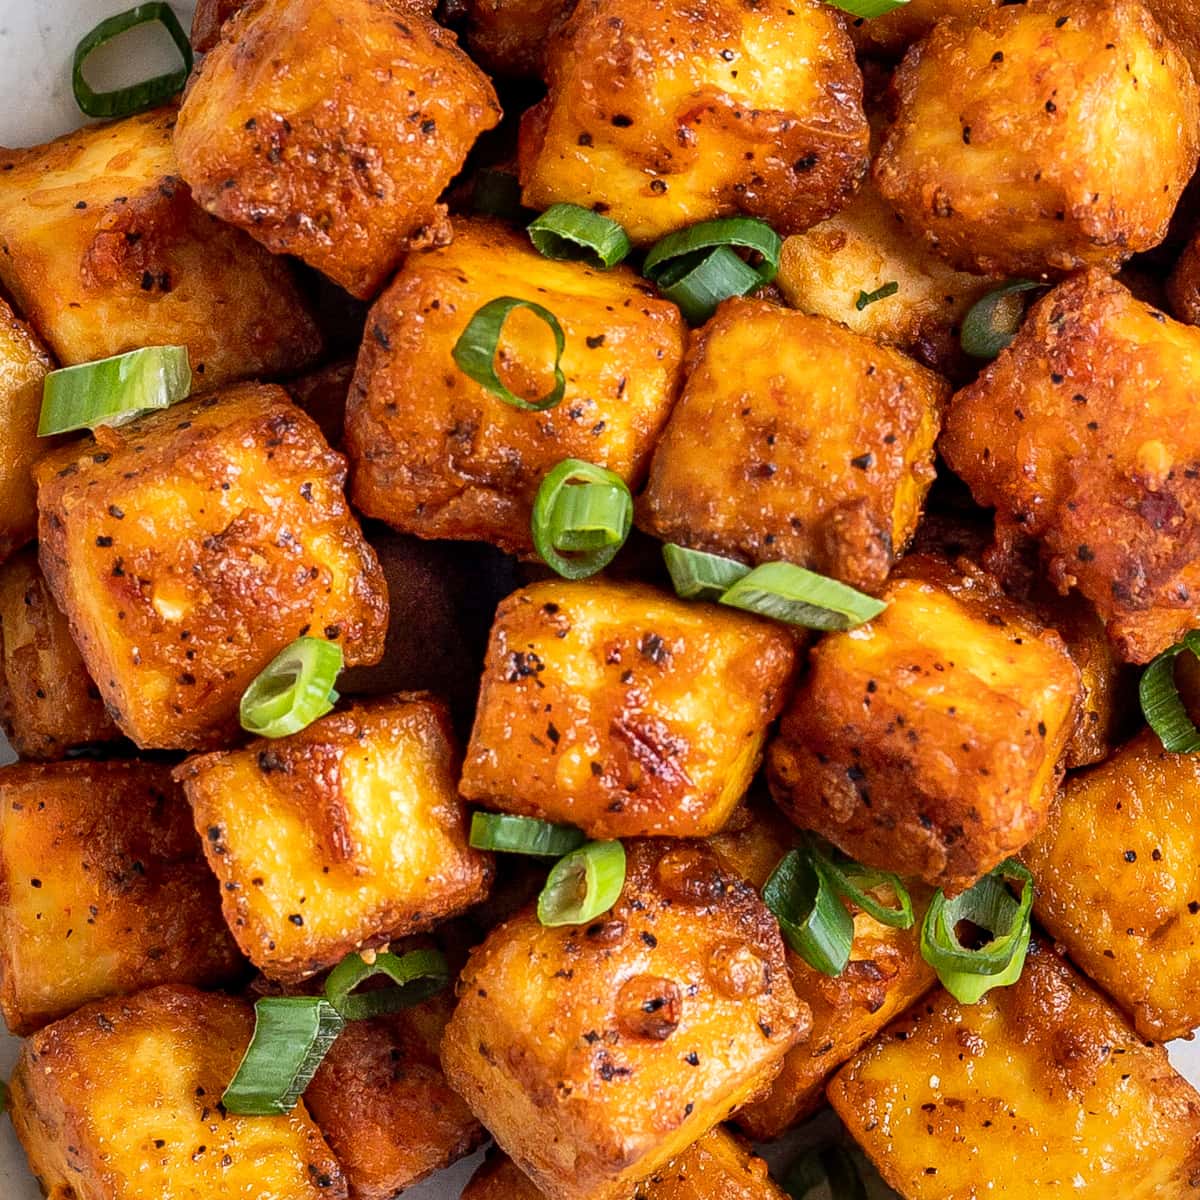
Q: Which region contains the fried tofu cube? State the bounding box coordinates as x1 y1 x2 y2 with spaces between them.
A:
829 940 1200 1197
1145 0 1200 90
460 580 797 839
0 108 321 388
464 0 572 77
442 839 809 1200
464 1128 789 1200
707 803 936 1139
303 994 484 1199
177 695 491 981
768 554 1081 894
0 547 118 759
344 218 685 557
637 298 947 592
775 180 993 380
517 0 868 245
1021 728 1200 1042
9 984 346 1199
0 760 243 1035
846 0 1002 58
873 0 1200 277
0 299 52 564
941 269 1200 663
35 383 387 749
174 0 501 299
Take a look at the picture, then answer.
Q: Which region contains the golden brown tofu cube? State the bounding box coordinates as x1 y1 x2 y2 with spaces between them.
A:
517 0 869 245
873 0 1200 277
177 695 491 981
460 580 797 839
345 218 685 557
304 994 484 1199
442 839 809 1200
846 0 1002 58
1145 0 1200 89
0 298 51 564
768 554 1081 894
0 760 243 1035
464 1128 788 1200
1022 728 1200 1042
35 383 387 750
829 940 1200 1198
775 180 993 380
707 803 936 1140
0 547 118 759
465 0 572 77
941 269 1200 664
9 984 346 1200
0 108 320 388
638 298 947 592
174 0 501 299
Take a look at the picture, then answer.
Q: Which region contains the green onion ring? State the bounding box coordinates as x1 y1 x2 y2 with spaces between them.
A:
1139 629 1200 752
239 637 343 739
528 204 632 269
469 812 586 857
531 458 633 579
719 561 887 631
324 948 450 1021
538 840 626 927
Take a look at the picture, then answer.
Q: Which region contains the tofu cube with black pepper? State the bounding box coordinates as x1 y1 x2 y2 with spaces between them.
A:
174 0 501 298
442 839 809 1200
1022 728 1200 1042
344 218 686 557
638 298 947 593
460 580 797 839
0 108 321 388
177 695 492 982
0 547 119 759
8 985 347 1199
303 993 485 1199
942 269 1200 664
873 0 1199 277
829 940 1200 1197
0 760 244 1035
706 803 936 1140
0 298 52 564
34 382 388 750
517 0 869 244
768 554 1081 895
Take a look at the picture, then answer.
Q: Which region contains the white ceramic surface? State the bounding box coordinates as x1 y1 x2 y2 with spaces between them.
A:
0 5 1196 1197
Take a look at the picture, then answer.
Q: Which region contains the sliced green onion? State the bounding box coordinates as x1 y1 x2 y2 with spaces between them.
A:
470 811 586 857
920 859 1034 1004
239 637 343 739
73 3 193 119
38 345 191 436
473 169 525 220
528 204 632 269
452 297 566 412
763 849 854 977
644 218 782 284
531 458 633 579
719 562 887 631
855 281 899 311
823 857 914 930
222 997 344 1115
652 245 764 324
784 1145 868 1200
823 0 909 15
1139 629 1200 752
538 840 626 927
662 543 752 601
960 281 1042 359
324 948 450 1020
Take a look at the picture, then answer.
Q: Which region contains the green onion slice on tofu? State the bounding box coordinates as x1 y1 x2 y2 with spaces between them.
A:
642 218 782 323
239 637 343 739
1140 628 1200 753
528 204 633 269
661 543 752 601
72 3 193 119
470 812 587 858
38 345 192 436
763 848 855 977
452 296 566 411
783 1144 869 1200
719 561 887 631
538 840 626 927
823 0 910 17
855 280 899 311
960 280 1043 359
324 948 450 1021
531 458 633 579
222 997 345 1115
920 859 1034 1004
821 854 914 930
